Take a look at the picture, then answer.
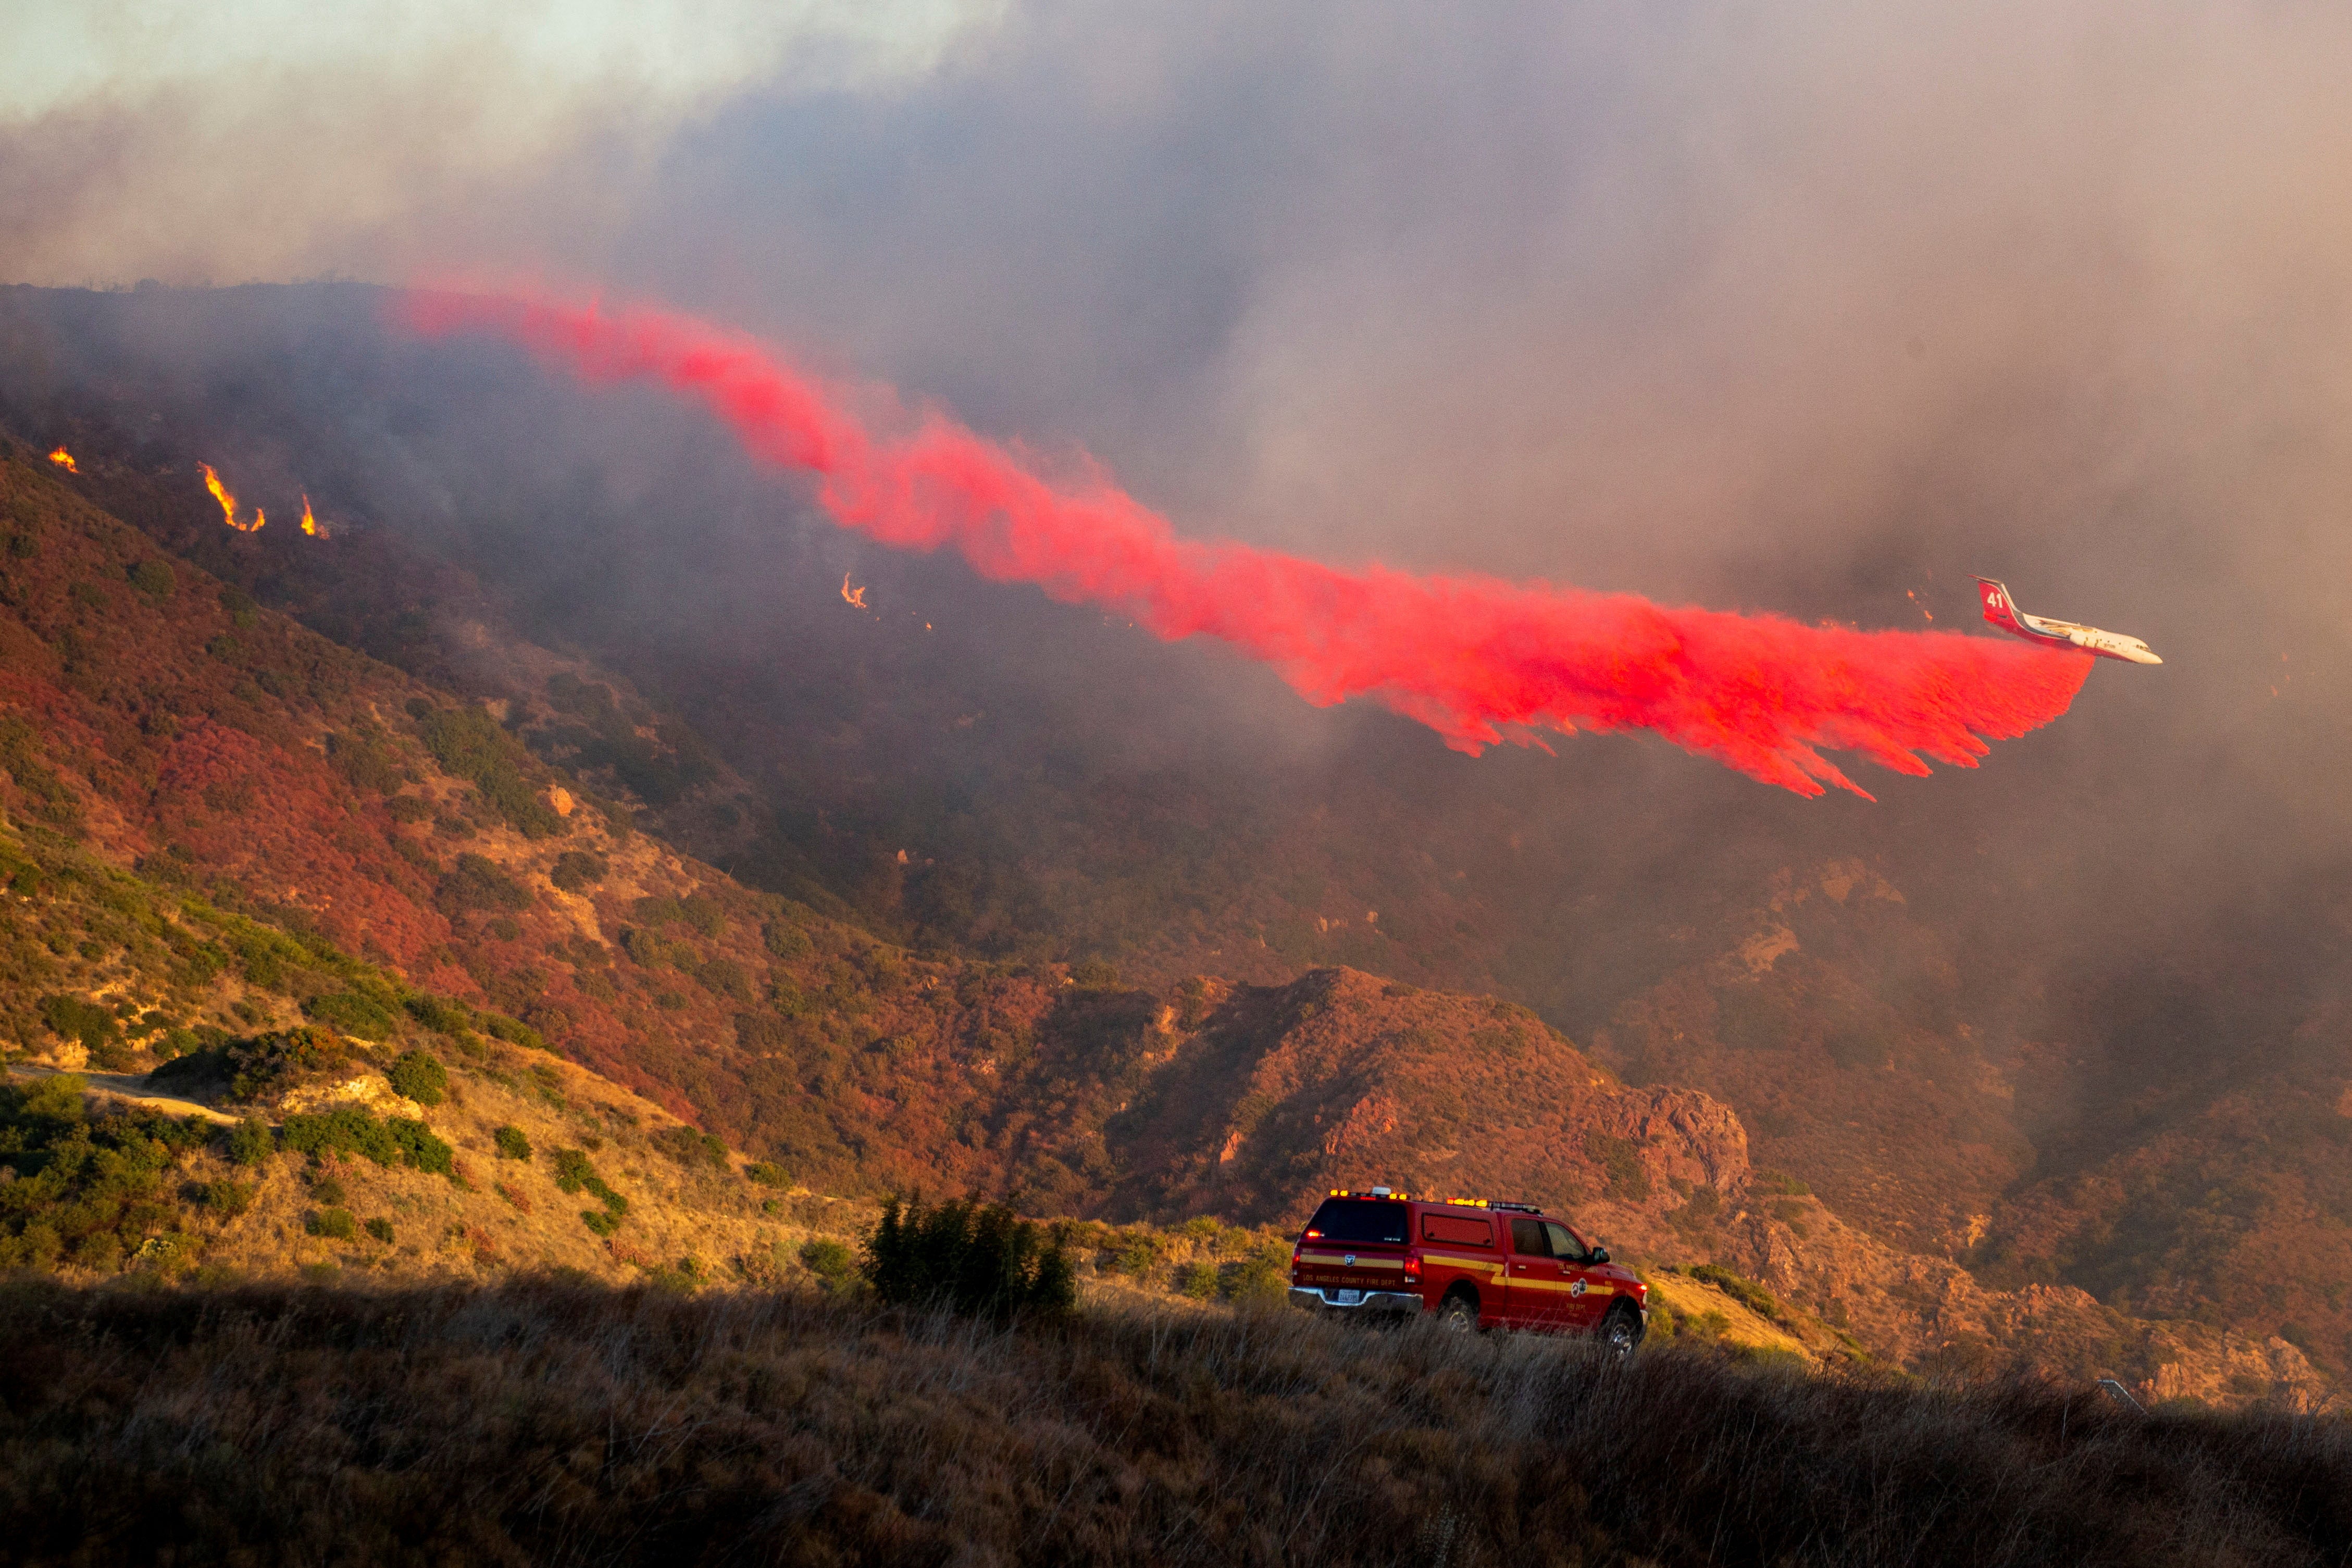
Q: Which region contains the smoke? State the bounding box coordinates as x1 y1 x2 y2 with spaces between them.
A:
400 289 2090 799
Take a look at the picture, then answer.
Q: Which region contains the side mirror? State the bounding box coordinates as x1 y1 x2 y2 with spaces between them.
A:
1588 1246 1610 1264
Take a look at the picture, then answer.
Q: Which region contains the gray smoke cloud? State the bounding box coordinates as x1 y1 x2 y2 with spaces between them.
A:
7 0 2352 993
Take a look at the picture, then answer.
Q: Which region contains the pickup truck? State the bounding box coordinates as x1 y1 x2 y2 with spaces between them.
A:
1288 1188 1647 1354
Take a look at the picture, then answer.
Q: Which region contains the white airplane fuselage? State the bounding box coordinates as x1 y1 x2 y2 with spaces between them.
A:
1975 578 2162 664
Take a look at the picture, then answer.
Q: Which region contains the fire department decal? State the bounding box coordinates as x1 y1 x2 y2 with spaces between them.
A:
1570 1277 1587 1298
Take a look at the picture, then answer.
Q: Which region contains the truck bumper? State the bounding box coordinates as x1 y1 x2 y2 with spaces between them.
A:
1288 1286 1423 1316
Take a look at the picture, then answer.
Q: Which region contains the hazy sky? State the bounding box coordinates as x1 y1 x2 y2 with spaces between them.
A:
8 0 2351 651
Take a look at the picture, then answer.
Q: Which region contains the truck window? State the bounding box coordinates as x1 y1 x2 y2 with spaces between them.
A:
1422 1213 1494 1246
1303 1199 1409 1245
1508 1217 1549 1255
1544 1222 1590 1262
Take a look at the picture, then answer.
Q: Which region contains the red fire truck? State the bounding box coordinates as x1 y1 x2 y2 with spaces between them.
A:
1288 1188 1647 1354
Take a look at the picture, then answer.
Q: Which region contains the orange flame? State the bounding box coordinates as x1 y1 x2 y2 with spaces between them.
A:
200 463 265 532
46 447 77 474
299 492 327 537
840 572 869 610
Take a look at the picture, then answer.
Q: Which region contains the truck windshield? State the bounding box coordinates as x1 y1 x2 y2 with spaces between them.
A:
1303 1199 1409 1245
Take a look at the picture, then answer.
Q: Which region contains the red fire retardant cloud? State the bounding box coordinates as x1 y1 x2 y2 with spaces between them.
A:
396 291 2092 799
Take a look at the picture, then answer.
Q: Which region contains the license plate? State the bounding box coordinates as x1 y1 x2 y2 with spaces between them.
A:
1334 1289 1363 1305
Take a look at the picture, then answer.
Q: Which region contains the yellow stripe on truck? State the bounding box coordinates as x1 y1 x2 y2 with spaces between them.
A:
1421 1253 1503 1274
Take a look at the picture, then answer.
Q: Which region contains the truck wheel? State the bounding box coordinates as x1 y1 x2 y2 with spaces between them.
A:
1437 1292 1478 1333
1598 1302 1642 1359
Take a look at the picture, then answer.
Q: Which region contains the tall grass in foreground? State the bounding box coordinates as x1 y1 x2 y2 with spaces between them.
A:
0 1278 2343 1566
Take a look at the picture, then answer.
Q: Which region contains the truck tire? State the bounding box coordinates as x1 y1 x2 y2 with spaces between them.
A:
1598 1301 1642 1358
1437 1291 1479 1333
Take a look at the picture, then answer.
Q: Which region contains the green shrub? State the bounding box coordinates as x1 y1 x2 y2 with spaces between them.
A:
552 1148 593 1193
365 1216 394 1243
126 559 176 599
549 851 607 893
225 1118 273 1166
744 1161 788 1188
385 794 434 823
1220 1247 1292 1305
303 992 398 1041
200 1026 351 1103
799 1238 857 1290
582 1176 626 1219
551 1147 625 1231
38 992 120 1061
1176 1261 1219 1300
387 1117 454 1177
387 1049 449 1106
478 1012 545 1052
280 1105 454 1180
1069 959 1121 989
651 1124 728 1171
1109 1231 1162 1279
416 707 564 838
325 732 404 795
307 1207 357 1241
1586 1131 1652 1202
435 853 532 916
1691 1264 1783 1322
493 1125 531 1161
310 1177 347 1205
200 1179 253 1216
282 1106 399 1164
862 1195 1076 1321
695 957 755 1003
404 995 474 1034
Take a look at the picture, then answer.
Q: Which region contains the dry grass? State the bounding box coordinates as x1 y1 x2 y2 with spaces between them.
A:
0 1277 2344 1567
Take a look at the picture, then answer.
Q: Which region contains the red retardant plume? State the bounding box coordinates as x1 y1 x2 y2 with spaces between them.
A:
395 290 2092 799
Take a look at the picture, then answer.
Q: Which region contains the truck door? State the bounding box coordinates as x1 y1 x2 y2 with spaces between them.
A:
1543 1221 1608 1333
1504 1217 1574 1328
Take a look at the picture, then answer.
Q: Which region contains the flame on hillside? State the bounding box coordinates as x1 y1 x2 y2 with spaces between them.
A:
840 573 869 611
46 447 77 473
300 493 328 538
200 463 265 532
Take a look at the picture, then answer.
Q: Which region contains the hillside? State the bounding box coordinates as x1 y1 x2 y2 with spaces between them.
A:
0 416 2330 1407
5 1280 2348 1568
5 279 2348 1398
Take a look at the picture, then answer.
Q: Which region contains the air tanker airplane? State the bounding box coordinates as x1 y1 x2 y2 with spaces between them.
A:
1975 578 2162 664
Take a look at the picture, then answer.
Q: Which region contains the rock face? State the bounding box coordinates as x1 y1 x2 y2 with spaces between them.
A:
1104 967 1750 1230
1085 966 2330 1410
1701 1201 2330 1410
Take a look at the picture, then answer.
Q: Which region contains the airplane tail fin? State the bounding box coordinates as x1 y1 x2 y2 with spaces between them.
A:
1975 577 2025 633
